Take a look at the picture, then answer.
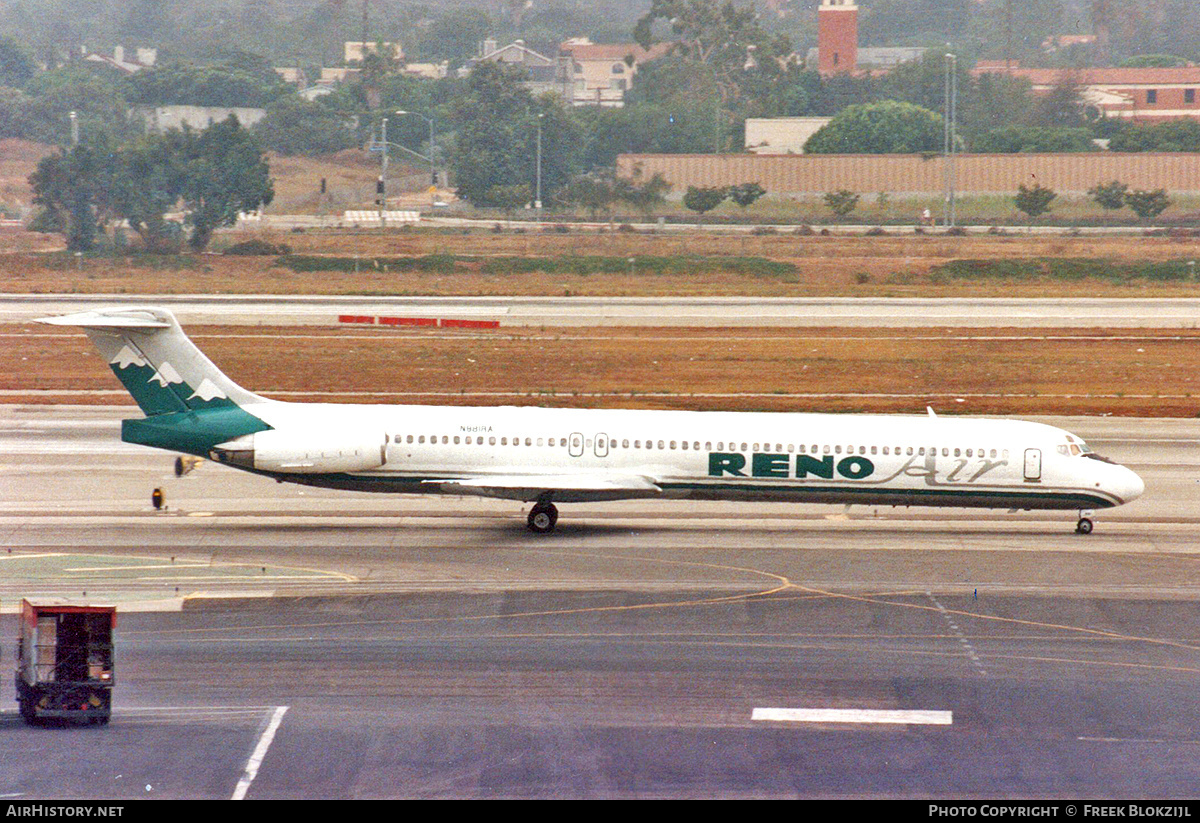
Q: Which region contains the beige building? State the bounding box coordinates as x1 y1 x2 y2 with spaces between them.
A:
744 118 832 154
558 39 671 107
343 41 403 63
972 63 1200 123
616 152 1200 195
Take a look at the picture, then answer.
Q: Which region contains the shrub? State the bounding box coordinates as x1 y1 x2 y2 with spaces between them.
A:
224 238 291 255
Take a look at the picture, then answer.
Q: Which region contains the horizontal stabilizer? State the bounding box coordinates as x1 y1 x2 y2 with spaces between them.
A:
36 309 171 329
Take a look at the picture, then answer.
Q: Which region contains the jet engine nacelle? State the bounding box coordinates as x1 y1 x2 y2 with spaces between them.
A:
210 429 387 474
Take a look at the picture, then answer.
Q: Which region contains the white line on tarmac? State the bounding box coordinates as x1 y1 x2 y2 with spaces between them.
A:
231 705 289 801
752 708 953 725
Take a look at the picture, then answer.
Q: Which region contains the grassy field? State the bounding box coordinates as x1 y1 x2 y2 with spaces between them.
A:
8 324 1199 417
4 228 1200 298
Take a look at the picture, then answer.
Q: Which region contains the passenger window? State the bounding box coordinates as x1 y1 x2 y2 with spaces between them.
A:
406 435 413 444
681 441 688 450
954 448 961 457
670 441 677 450
658 440 665 449
622 440 629 448
418 435 425 444
835 446 842 454
740 443 747 452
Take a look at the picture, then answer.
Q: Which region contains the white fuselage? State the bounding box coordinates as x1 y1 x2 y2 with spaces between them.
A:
227 400 1145 512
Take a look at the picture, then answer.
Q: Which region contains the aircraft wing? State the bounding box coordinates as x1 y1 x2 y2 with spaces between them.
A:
424 473 662 503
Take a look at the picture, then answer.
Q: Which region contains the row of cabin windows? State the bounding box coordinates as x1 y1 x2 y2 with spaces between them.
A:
392 433 1007 460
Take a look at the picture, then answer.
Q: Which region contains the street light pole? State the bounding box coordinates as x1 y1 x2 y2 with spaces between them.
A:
943 51 957 229
535 112 543 215
68 110 78 147
379 116 388 230
396 110 437 205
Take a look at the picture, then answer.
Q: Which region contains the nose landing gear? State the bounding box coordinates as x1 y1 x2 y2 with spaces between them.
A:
1076 509 1094 535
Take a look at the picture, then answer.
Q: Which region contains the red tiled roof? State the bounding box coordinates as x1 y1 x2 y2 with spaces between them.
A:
558 42 672 62
972 65 1200 86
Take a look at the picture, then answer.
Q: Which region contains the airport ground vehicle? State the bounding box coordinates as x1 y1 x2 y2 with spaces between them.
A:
16 600 115 725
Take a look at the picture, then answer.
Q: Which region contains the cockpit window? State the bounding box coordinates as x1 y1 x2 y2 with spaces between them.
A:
1061 436 1094 456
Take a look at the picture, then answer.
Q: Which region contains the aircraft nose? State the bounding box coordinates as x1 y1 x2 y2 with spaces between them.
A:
1113 466 1145 505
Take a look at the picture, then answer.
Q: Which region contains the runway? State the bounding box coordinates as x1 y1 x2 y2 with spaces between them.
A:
2 406 1200 797
4 293 1200 328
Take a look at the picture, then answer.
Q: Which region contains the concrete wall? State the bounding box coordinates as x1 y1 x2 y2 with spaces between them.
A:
616 152 1200 195
133 106 267 134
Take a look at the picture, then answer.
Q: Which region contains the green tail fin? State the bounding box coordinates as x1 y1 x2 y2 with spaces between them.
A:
37 306 265 416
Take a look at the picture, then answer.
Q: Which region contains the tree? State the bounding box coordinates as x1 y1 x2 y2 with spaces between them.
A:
615 167 670 218
0 87 43 141
804 100 945 155
1109 120 1200 153
252 97 358 157
24 64 134 145
448 62 580 208
1088 180 1129 211
824 190 860 219
0 36 36 89
424 8 493 69
177 117 274 250
126 61 292 108
973 126 1097 154
633 0 790 109
560 173 617 219
1015 182 1056 224
109 133 188 253
29 137 118 251
682 185 727 215
485 183 532 223
728 182 766 208
1124 188 1171 223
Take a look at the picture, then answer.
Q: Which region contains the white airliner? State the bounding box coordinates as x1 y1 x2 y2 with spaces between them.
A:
40 306 1144 534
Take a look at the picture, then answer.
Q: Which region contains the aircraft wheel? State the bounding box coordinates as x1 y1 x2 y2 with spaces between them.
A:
527 503 558 534
1076 517 1094 535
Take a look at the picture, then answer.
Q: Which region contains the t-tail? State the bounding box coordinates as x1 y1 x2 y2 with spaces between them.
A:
37 307 273 456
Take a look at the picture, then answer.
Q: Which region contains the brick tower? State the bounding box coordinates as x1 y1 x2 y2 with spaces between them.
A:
818 0 858 75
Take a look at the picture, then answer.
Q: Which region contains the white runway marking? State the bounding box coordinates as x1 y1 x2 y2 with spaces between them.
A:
231 705 289 801
752 708 953 725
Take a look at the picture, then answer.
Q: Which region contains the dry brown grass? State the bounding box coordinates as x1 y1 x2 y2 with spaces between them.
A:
4 229 1200 297
0 139 55 212
8 324 1199 417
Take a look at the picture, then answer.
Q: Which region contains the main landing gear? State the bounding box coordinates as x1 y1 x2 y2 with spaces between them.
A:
1076 509 1094 535
527 501 559 534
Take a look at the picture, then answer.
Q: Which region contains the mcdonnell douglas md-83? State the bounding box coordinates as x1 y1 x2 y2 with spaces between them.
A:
40 306 1144 534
